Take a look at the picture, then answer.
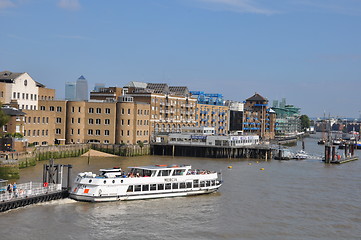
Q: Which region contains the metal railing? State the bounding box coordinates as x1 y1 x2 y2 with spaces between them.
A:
0 182 62 202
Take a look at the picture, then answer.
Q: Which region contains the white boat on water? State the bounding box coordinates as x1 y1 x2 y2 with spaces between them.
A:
69 164 222 202
293 150 308 160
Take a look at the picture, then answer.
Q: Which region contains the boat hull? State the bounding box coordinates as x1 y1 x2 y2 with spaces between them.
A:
69 185 221 202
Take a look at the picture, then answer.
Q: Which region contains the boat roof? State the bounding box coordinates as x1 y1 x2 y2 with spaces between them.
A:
128 164 191 170
99 168 122 172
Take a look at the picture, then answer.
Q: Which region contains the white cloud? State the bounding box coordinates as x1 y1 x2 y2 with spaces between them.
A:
194 0 278 15
0 0 15 9
57 0 81 11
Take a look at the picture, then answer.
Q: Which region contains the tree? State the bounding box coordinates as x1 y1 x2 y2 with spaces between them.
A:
0 104 10 129
137 140 144 148
300 115 310 130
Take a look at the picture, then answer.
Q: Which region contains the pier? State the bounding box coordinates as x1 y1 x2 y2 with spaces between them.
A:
0 160 72 212
151 143 274 159
324 142 359 164
0 182 68 212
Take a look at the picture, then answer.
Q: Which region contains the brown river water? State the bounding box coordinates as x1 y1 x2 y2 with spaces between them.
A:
0 134 360 240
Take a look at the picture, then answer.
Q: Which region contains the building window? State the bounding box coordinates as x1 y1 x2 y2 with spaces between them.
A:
121 108 124 114
88 119 94 124
46 130 48 135
55 128 61 135
95 129 100 136
88 129 93 135
71 129 74 135
105 119 110 125
71 107 75 112
96 108 101 114
57 106 62 112
13 92 16 99
34 95 37 100
128 109 130 115
96 119 101 125
78 107 81 113
127 119 130 125
127 130 130 136
105 108 110 114
121 119 124 125
22 93 25 99
104 130 109 136
71 118 74 124
78 129 80 135
40 106 46 111
89 108 94 113
56 117 62 124
78 118 81 124
50 106 55 111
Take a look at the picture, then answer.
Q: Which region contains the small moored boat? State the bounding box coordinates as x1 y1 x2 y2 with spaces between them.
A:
70 164 222 202
292 150 308 160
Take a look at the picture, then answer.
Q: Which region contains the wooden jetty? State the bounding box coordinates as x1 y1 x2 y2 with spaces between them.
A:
151 143 274 159
0 160 72 212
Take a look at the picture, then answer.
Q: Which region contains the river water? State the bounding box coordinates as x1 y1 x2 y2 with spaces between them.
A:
1 134 360 240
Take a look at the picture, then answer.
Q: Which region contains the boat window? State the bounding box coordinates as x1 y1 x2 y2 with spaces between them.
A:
186 182 192 188
158 170 171 176
143 170 152 177
151 171 157 177
180 182 186 189
211 180 215 186
88 179 92 183
172 169 185 176
200 181 205 187
103 180 107 184
193 180 199 188
121 180 123 183
158 184 164 190
206 181 211 187
134 185 141 192
172 183 178 189
127 185 133 192
142 185 149 191
165 183 171 190
112 180 115 184
150 184 156 191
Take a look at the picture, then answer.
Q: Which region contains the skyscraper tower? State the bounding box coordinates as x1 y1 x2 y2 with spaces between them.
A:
76 75 88 101
65 82 76 100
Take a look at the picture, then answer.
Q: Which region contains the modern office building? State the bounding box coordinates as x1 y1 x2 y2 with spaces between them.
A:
76 75 88 101
65 82 76 101
271 99 301 135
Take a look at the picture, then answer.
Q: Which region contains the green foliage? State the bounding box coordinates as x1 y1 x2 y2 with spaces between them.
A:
300 115 310 130
0 104 10 128
137 141 144 148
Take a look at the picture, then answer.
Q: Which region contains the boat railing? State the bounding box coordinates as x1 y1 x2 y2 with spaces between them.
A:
0 182 61 202
186 170 216 175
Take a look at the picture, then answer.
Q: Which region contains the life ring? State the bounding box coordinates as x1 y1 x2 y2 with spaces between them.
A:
43 182 49 187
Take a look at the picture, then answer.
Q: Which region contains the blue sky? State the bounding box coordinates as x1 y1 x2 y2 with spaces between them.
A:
1 0 361 118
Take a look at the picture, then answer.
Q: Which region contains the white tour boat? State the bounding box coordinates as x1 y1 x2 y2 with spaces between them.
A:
69 164 222 202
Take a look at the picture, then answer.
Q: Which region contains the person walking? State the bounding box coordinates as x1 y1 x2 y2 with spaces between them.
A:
13 182 17 198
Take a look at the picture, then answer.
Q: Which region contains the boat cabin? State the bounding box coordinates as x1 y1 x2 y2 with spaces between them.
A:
127 165 191 178
99 168 123 178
